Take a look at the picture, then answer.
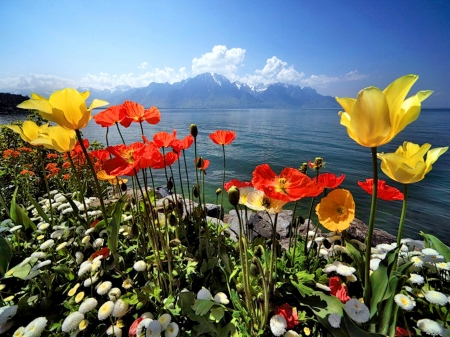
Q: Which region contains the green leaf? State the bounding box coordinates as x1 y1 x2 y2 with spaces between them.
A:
0 235 12 276
193 299 216 316
421 232 450 262
209 306 225 323
179 291 196 315
4 261 34 280
10 187 36 230
342 312 386 337
108 195 126 256
291 271 315 297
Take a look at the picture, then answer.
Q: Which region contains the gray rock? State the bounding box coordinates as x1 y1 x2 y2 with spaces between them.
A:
346 218 396 247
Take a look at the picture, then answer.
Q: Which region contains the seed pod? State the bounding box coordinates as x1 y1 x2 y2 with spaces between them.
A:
193 185 199 198
190 124 198 138
227 186 240 206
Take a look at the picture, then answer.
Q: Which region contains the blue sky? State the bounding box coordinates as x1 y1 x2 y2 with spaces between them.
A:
1 0 449 107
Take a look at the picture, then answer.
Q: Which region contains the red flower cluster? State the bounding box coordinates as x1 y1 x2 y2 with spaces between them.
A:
93 101 161 127
3 149 20 159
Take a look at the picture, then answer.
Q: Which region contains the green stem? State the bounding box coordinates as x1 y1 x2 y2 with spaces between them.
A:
364 146 378 306
269 213 279 294
38 148 54 227
396 184 408 247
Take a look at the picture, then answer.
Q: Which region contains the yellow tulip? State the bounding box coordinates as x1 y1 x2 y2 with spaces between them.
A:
30 125 77 153
17 88 108 130
336 75 433 147
5 121 49 143
377 141 448 184
96 170 128 185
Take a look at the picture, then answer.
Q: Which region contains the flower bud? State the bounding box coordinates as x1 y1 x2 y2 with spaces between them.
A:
190 124 198 138
168 213 177 227
228 186 240 206
167 177 174 191
299 162 308 174
193 185 199 198
216 188 222 196
195 157 204 169
314 157 324 170
120 182 127 192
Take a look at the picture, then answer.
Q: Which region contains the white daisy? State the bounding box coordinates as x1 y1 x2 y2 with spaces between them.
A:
39 239 54 251
106 324 122 337
394 294 415 310
436 262 450 271
155 313 171 331
133 260 147 272
214 292 230 305
75 251 84 265
323 261 342 273
30 252 47 260
67 283 80 297
422 248 440 256
328 313 342 328
346 274 358 283
108 287 121 301
12 326 25 337
410 256 424 270
165 322 179 337
136 318 152 336
79 319 89 331
344 299 370 323
24 316 47 337
37 223 50 230
417 318 443 336
408 273 424 285
122 278 133 289
61 311 84 333
0 305 18 326
141 312 154 319
97 281 113 295
112 299 129 317
78 297 98 313
146 320 162 337
93 238 104 248
75 291 85 303
197 287 213 300
270 314 287 336
98 301 115 320
78 261 92 277
370 259 381 271
336 264 356 277
424 290 448 306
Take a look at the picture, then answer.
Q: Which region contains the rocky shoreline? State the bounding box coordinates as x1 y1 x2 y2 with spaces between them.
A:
0 93 29 114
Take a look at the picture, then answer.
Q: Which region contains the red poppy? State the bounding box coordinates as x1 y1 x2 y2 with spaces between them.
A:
252 164 323 202
90 247 110 260
316 173 345 189
138 144 178 169
153 130 177 148
224 179 252 191
90 219 100 228
72 139 90 154
93 105 126 127
171 135 194 153
329 276 350 303
395 327 414 336
151 152 179 169
209 130 236 145
90 149 110 161
195 157 210 171
274 303 299 329
119 101 161 127
358 179 404 201
104 142 147 176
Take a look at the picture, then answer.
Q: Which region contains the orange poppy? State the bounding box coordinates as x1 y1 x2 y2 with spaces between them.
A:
316 173 345 189
209 130 236 145
90 247 110 260
315 189 355 232
93 105 126 127
252 164 323 202
171 135 194 154
224 179 252 191
357 179 404 201
104 142 147 176
195 157 210 171
119 101 161 127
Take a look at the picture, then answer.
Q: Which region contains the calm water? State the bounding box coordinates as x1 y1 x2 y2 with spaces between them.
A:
1 109 449 243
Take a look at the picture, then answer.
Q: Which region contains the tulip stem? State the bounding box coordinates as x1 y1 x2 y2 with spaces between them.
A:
396 184 408 247
364 147 378 306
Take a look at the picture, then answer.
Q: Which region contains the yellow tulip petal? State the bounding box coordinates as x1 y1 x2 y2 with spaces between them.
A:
383 74 418 114
17 98 53 115
97 170 116 180
48 88 88 130
22 121 41 141
31 93 47 100
48 126 76 152
351 87 391 147
80 91 90 100
335 97 356 114
425 147 448 167
88 99 109 111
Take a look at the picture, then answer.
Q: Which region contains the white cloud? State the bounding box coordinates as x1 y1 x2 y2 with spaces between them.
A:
138 62 149 69
0 74 76 95
79 67 189 90
191 45 246 80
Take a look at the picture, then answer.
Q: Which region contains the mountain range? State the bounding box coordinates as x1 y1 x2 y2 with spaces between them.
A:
1 73 340 111
80 73 339 109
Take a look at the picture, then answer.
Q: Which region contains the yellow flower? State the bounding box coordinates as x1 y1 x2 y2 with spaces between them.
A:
5 121 49 143
377 141 448 184
315 189 355 232
245 189 287 213
17 88 108 130
96 170 128 185
336 75 432 147
30 125 77 153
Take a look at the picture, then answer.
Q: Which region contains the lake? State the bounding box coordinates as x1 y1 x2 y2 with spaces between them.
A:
1 108 449 244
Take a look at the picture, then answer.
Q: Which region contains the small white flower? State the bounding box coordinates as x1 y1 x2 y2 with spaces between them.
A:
422 248 440 256
158 313 171 330
106 324 122 336
436 262 450 271
0 305 18 326
9 225 22 233
12 326 25 337
56 242 68 251
424 290 448 306
270 314 287 336
62 311 84 332
122 278 133 289
112 299 129 317
50 229 65 239
283 330 299 337
394 294 415 310
39 239 54 251
36 223 49 231
214 292 230 305
133 260 147 272
141 312 154 319
315 283 331 292
81 235 90 244
83 273 99 287
346 274 358 282
75 251 84 265
165 322 179 337
136 318 152 336
98 301 115 320
79 319 89 331
24 316 48 337
30 260 51 272
75 292 85 303
67 283 80 297
78 261 92 277
417 318 443 336
93 238 104 248
336 264 356 277
30 252 46 260
344 299 370 323
97 281 113 295
370 259 381 271
408 273 424 285
78 297 98 313
108 287 121 302
197 287 212 300
323 261 342 273
146 320 162 337
328 313 342 328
